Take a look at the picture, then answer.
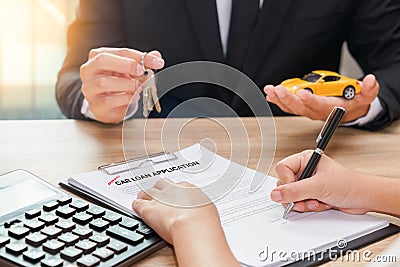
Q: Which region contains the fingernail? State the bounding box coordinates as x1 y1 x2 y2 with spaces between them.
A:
136 64 144 75
276 89 286 98
152 58 164 69
270 190 282 202
267 91 275 99
297 91 306 100
264 86 273 93
293 206 301 212
307 202 317 210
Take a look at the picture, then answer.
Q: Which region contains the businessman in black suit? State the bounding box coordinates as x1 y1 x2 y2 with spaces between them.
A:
56 0 400 130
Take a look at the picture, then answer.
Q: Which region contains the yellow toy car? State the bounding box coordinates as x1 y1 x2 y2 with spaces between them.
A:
280 70 362 100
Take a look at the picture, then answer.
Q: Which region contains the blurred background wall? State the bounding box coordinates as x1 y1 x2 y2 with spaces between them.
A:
0 0 78 119
0 0 363 120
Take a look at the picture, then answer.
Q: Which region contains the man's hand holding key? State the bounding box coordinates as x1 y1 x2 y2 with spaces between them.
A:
80 48 165 124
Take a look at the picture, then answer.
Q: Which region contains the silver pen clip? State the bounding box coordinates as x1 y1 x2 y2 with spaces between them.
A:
316 106 343 142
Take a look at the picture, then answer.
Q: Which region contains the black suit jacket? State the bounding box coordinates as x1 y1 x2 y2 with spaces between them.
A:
56 0 400 130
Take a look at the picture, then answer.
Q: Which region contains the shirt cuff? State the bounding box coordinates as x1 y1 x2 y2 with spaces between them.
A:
341 97 384 127
81 98 98 120
80 98 139 121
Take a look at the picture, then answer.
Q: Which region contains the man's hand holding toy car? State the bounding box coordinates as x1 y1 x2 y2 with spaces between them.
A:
264 71 379 123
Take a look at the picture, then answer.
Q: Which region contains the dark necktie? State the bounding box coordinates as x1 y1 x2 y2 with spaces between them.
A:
226 0 260 70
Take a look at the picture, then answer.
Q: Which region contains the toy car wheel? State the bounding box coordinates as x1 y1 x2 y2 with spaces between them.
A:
343 86 355 100
304 88 313 94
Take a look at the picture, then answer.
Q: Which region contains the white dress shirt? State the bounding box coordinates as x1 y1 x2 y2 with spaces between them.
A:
82 0 382 126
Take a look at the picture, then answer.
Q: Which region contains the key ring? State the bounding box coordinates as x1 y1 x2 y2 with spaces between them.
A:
141 52 149 76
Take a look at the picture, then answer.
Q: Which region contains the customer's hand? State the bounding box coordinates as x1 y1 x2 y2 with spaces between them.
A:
80 47 165 123
270 150 371 215
133 179 240 266
132 179 220 244
264 74 379 123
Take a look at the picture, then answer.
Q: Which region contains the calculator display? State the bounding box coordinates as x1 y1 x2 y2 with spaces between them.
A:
0 172 57 217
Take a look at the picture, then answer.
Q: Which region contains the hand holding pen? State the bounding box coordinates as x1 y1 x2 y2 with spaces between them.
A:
282 106 346 218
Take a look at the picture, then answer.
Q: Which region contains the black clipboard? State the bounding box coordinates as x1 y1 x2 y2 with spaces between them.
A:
59 178 138 219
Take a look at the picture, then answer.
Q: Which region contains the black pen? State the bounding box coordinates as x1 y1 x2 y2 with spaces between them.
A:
282 106 346 219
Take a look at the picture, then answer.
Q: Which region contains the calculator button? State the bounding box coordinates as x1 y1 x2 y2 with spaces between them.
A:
119 218 139 230
55 220 76 232
58 232 79 246
89 234 110 247
102 212 122 225
23 248 46 263
76 240 97 254
73 213 93 225
136 225 154 237
8 225 30 239
25 208 41 219
4 219 21 228
72 227 93 240
70 200 89 212
87 207 106 218
89 219 110 232
43 201 59 212
41 226 63 239
60 246 83 262
77 255 100 267
43 239 65 254
57 196 72 205
56 206 76 218
107 241 128 254
39 214 59 225
24 219 45 232
40 256 63 267
106 226 144 245
25 232 47 247
5 242 28 255
0 235 10 247
93 247 114 261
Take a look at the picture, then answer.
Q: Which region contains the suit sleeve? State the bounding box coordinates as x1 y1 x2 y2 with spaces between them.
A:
56 0 126 119
347 0 400 131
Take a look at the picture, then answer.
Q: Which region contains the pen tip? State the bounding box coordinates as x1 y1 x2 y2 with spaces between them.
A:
282 211 289 219
282 202 294 219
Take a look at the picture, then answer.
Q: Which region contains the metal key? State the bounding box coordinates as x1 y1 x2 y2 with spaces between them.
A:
141 53 161 117
142 83 150 118
142 77 155 118
147 70 161 113
141 53 150 117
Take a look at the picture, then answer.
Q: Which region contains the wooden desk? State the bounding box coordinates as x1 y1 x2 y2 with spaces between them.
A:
0 117 399 266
